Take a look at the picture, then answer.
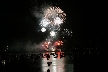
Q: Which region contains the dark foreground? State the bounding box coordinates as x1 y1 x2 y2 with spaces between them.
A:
0 51 107 72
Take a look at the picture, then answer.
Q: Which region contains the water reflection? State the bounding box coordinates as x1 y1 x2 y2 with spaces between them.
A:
1 48 107 72
0 51 74 72
41 52 74 72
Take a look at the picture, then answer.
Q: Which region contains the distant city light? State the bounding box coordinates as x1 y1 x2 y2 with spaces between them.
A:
1 60 5 65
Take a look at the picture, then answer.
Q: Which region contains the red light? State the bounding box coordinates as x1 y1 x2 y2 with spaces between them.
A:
57 43 60 45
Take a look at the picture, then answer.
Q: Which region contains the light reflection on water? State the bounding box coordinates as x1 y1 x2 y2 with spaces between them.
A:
0 51 74 72
1 49 107 72
41 52 74 72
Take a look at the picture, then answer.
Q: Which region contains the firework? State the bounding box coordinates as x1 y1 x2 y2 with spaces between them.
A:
40 6 66 31
42 40 63 51
54 40 63 46
35 5 67 51
60 28 73 38
44 6 66 21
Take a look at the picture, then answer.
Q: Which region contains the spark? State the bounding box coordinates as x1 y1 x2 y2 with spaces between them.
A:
54 17 63 25
54 40 63 46
41 27 46 32
40 18 50 27
50 31 56 36
61 28 73 36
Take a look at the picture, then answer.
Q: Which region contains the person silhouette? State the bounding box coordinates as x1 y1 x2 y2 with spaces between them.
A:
47 69 50 72
47 62 52 66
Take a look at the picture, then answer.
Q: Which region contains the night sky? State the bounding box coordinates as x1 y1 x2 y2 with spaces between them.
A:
0 0 107 49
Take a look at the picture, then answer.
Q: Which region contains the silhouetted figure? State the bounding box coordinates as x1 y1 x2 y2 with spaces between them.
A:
54 54 58 58
47 62 52 66
46 54 50 60
47 69 50 72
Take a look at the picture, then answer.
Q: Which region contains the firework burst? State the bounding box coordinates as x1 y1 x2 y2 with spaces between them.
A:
40 6 66 32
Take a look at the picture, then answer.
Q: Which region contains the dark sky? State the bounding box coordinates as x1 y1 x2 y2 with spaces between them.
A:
0 0 107 48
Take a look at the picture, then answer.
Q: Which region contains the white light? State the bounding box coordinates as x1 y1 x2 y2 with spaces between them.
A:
48 41 51 44
40 18 50 27
50 31 56 36
54 17 63 25
41 28 46 32
52 48 55 51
